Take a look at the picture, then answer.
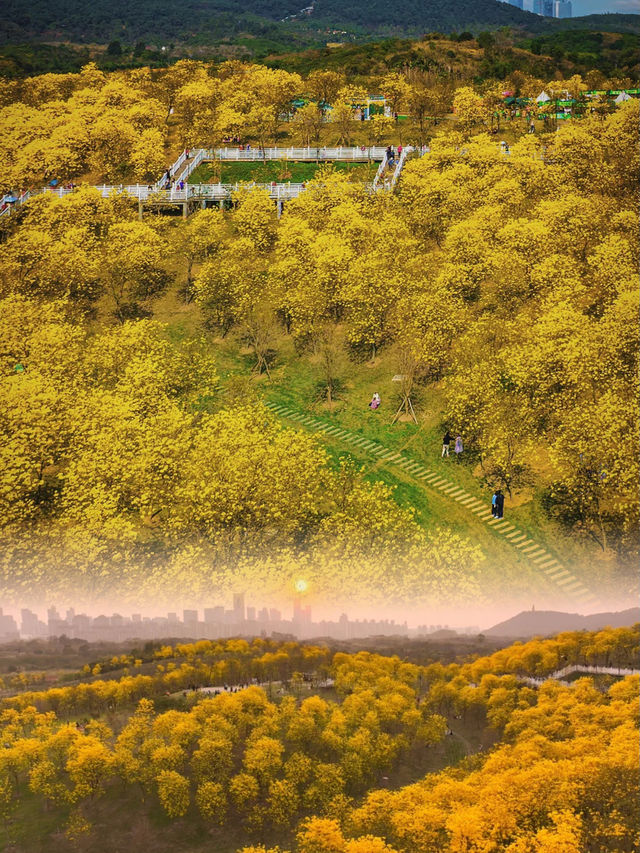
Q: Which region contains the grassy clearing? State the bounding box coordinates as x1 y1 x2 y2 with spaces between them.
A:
187 159 378 184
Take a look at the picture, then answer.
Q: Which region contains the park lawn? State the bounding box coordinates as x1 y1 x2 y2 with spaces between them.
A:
187 159 378 185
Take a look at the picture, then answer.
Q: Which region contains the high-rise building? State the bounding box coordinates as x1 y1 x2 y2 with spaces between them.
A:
72 614 91 633
21 609 46 637
204 606 224 623
543 0 554 15
47 605 66 636
293 599 302 622
183 609 198 624
0 608 18 639
553 0 572 16
233 593 245 622
508 0 523 9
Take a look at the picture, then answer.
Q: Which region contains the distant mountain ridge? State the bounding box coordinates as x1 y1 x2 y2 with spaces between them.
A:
485 607 640 637
1 0 638 47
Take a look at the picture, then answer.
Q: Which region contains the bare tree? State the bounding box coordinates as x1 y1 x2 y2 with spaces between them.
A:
391 343 420 424
314 323 346 410
243 304 277 378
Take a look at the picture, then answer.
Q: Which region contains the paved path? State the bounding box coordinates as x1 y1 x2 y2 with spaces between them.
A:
266 402 597 607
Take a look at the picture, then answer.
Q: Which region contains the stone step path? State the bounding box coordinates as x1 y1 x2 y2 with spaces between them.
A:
266 402 597 606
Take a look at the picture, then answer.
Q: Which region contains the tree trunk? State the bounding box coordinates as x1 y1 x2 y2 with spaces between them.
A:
597 504 607 552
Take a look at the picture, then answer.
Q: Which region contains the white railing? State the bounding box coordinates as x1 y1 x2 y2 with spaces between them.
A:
202 146 388 161
153 149 185 191
553 664 639 678
520 664 639 687
390 146 412 190
95 184 185 201
372 156 388 191
1 189 31 216
180 149 207 181
189 183 305 201
4 182 306 206
170 149 188 175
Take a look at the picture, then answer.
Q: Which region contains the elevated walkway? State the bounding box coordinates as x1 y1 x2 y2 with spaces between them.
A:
520 664 639 687
0 147 407 220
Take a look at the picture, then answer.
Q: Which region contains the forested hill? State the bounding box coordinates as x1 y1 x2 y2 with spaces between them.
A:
0 0 300 46
1 0 638 47
486 607 640 638
309 0 544 33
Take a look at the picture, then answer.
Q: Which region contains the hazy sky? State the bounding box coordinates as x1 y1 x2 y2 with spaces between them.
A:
520 0 639 14
573 0 639 13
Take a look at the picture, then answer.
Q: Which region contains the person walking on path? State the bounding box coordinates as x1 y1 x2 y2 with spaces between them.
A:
369 392 381 411
442 430 451 457
491 490 498 517
495 489 504 519
454 435 463 458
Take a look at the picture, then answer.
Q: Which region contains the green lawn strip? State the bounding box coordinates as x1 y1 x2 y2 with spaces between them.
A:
317 418 594 602
187 159 377 185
